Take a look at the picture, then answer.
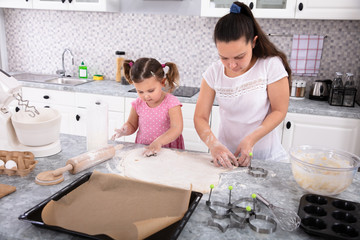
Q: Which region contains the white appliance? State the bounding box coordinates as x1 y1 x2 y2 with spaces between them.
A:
0 69 61 157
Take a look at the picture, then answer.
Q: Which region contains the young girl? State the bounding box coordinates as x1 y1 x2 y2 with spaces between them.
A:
194 2 291 168
112 58 185 156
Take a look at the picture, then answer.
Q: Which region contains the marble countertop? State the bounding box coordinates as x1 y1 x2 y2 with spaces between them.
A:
19 80 360 119
0 134 359 240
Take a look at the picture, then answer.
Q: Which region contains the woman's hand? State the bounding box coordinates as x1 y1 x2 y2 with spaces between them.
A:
234 137 254 167
209 141 237 168
143 140 162 157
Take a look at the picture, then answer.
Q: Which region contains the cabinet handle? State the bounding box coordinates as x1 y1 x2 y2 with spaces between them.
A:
286 121 291 129
69 0 73 3
249 2 254 10
76 114 80 121
298 2 303 11
15 107 20 112
44 106 50 108
43 95 50 99
61 0 65 3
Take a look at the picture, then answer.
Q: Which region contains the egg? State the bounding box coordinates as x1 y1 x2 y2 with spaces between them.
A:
0 160 4 168
5 160 17 170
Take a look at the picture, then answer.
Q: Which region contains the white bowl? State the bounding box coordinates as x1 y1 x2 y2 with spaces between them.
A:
11 108 61 147
289 145 360 196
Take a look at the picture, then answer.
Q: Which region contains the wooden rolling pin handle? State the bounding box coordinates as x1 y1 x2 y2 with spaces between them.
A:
52 164 73 177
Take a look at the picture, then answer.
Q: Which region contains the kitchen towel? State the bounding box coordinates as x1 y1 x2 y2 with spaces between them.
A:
290 35 325 77
86 100 108 151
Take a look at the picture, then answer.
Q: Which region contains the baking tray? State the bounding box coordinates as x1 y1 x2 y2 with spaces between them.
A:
19 172 202 240
298 193 360 240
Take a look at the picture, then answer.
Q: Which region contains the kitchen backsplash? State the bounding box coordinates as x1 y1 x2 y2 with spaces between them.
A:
3 9 360 99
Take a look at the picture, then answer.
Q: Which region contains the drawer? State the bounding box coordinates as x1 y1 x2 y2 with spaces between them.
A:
21 87 75 106
76 93 124 112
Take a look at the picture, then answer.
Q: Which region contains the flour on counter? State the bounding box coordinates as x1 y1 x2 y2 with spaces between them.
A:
117 148 229 193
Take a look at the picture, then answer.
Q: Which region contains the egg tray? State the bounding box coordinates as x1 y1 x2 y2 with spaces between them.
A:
0 150 37 177
298 193 360 240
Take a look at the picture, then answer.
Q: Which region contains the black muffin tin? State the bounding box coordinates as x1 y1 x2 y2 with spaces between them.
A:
298 194 360 240
19 172 202 240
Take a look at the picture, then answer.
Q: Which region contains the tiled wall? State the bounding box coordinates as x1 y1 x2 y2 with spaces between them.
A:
3 9 360 98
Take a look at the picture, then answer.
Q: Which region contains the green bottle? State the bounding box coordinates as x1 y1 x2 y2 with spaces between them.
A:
79 61 88 79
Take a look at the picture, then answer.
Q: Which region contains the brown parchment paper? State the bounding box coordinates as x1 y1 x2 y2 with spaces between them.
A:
41 171 191 240
0 183 16 199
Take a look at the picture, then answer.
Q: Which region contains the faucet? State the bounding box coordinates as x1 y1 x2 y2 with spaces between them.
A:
56 48 74 77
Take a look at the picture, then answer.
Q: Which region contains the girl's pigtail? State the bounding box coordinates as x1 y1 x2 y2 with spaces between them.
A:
123 60 134 84
164 62 179 93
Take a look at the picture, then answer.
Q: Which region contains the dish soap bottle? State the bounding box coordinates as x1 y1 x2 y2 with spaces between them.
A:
79 61 88 79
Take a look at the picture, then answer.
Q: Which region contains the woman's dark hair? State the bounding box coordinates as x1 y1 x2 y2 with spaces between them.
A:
214 1 291 82
123 58 179 92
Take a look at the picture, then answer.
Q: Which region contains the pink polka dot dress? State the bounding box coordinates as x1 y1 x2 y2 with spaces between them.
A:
131 93 185 150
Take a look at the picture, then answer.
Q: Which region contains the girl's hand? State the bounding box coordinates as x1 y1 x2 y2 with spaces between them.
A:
143 140 162 157
111 125 128 141
234 137 254 167
209 141 237 168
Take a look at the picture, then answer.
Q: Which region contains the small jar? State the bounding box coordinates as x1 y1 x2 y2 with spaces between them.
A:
299 81 306 97
115 51 128 85
290 80 297 97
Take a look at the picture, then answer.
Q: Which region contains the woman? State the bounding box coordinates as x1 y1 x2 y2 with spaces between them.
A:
194 2 290 168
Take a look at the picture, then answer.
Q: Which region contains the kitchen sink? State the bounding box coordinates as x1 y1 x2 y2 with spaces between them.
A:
11 73 93 86
44 77 92 86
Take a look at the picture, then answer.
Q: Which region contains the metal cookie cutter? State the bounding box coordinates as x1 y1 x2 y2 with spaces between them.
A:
207 219 229 233
232 197 261 213
248 214 277 234
247 166 268 178
206 200 232 219
246 153 268 178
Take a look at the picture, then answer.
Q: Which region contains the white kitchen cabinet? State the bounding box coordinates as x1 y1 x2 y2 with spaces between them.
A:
0 0 32 9
76 92 125 140
182 102 208 152
282 112 360 156
21 87 77 134
201 0 360 20
32 0 120 12
294 0 360 20
123 97 137 143
201 0 296 19
20 88 125 139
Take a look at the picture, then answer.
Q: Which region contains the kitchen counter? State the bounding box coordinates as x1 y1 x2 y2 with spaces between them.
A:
0 134 359 240
19 79 360 119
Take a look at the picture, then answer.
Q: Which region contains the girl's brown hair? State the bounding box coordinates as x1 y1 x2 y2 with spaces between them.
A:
123 58 179 92
214 1 291 82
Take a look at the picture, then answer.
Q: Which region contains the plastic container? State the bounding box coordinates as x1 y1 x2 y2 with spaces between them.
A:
289 145 360 196
18 172 203 240
79 61 88 79
115 51 128 85
298 193 360 240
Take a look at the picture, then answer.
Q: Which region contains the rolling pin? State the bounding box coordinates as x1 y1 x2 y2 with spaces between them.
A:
35 144 123 186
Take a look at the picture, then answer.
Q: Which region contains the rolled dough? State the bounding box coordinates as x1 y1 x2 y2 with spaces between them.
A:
117 148 228 193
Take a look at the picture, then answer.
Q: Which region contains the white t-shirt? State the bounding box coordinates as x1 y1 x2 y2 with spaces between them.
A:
203 56 288 161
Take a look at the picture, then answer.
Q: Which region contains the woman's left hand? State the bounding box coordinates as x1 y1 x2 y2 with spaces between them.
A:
234 137 253 167
143 141 162 157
